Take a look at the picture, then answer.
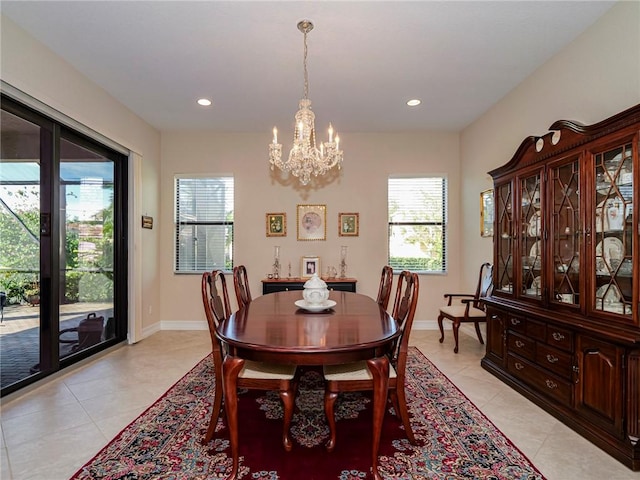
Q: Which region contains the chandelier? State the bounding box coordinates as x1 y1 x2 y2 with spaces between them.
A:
269 20 343 186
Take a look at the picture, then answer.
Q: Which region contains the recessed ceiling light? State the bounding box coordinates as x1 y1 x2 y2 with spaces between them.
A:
197 98 212 106
407 99 421 107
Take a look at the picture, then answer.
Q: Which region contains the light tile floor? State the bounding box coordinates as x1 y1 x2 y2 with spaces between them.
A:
1 328 638 479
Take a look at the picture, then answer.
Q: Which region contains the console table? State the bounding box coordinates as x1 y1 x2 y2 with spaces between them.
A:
262 277 357 294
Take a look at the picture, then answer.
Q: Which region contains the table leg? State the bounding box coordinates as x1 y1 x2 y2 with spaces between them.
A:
222 356 245 480
366 356 389 480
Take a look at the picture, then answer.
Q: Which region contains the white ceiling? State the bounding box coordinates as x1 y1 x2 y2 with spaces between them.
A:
1 1 615 133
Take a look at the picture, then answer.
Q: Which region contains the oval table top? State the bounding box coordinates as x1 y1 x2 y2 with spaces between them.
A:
217 290 399 365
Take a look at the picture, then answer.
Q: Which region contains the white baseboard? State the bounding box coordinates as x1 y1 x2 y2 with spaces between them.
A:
160 320 208 331
413 320 439 330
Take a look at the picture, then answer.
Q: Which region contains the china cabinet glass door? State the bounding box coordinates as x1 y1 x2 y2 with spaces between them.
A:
550 158 581 306
521 173 542 299
592 142 633 317
496 183 513 294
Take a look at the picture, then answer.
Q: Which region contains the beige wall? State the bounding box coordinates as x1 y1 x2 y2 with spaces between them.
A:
3 1 639 335
460 1 640 292
0 15 163 333
160 131 461 327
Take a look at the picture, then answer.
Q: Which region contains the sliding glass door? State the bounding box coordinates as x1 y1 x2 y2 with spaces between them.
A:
0 108 43 388
0 96 128 395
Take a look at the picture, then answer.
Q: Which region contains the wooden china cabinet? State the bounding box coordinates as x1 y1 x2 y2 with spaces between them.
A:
482 104 640 470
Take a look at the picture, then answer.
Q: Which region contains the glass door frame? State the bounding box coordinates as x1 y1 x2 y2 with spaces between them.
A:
1 95 128 396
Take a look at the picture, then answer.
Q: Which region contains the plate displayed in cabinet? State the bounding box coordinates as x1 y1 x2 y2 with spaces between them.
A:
595 197 627 232
595 237 624 274
526 276 542 295
595 283 622 306
529 241 541 259
527 211 541 237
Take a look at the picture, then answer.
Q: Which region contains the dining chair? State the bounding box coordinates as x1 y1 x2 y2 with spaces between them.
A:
437 262 493 353
376 265 394 311
322 270 419 452
232 264 252 308
201 270 298 450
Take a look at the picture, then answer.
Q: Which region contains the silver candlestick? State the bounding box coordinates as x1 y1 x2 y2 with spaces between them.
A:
339 245 348 278
273 246 281 279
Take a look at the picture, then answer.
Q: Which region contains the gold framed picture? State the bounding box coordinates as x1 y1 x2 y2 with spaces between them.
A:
301 256 320 278
297 204 326 241
480 189 494 237
338 212 359 236
266 213 286 237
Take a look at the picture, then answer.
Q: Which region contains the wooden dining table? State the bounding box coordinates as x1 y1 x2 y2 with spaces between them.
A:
216 289 400 480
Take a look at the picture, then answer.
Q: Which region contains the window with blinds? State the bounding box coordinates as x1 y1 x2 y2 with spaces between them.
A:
175 176 234 273
388 176 447 273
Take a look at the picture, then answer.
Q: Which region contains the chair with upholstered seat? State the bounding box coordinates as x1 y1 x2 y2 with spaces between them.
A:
201 270 297 450
437 262 493 353
232 265 252 308
376 265 394 311
323 270 419 452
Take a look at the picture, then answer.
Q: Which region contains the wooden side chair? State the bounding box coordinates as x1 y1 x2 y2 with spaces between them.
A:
232 265 252 308
376 265 394 311
201 270 297 450
322 270 419 452
437 262 493 353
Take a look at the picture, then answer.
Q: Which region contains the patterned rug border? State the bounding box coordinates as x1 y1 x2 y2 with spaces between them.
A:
72 346 547 479
408 346 545 478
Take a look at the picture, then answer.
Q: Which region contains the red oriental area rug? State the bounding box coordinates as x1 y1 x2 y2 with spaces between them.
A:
71 347 546 479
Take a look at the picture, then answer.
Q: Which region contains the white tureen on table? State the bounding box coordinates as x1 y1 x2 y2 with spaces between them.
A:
294 273 336 312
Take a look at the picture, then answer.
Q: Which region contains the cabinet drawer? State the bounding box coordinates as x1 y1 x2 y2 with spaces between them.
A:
507 315 526 333
507 354 572 406
526 318 546 341
546 326 573 352
507 332 535 361
536 343 573 379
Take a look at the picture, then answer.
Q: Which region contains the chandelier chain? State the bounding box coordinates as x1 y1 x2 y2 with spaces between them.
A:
303 28 309 100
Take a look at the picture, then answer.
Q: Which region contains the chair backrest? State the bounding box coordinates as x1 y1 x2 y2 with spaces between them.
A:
201 270 232 334
473 262 493 310
233 265 252 308
201 270 232 375
389 271 419 375
376 265 394 311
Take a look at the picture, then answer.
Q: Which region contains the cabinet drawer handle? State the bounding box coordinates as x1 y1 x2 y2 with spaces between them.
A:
552 332 565 341
545 379 558 390
515 340 525 348
515 362 524 370
491 314 499 320
546 354 559 363
510 318 521 326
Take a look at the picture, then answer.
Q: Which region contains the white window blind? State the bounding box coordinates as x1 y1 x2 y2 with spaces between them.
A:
175 176 234 273
388 176 447 273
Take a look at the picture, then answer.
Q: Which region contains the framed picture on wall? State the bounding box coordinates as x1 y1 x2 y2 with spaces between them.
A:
338 212 359 236
301 256 320 278
480 189 494 237
266 213 286 237
297 204 326 241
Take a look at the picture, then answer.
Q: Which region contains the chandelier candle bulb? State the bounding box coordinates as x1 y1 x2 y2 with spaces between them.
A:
273 127 278 144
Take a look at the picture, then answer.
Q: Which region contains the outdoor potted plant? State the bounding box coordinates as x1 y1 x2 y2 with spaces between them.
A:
23 282 40 306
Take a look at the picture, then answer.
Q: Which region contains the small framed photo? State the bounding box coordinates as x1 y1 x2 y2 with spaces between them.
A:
480 189 494 237
297 204 326 241
141 215 154 229
338 213 359 236
301 256 320 278
266 213 286 237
